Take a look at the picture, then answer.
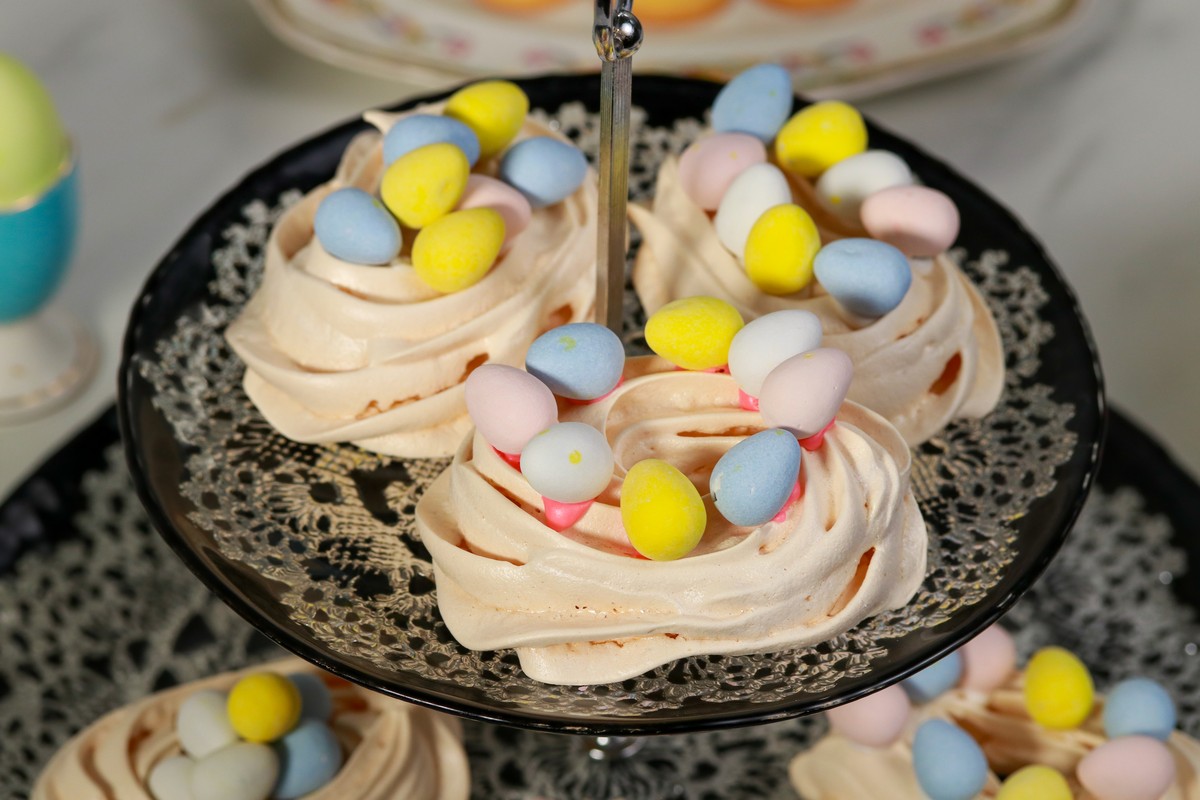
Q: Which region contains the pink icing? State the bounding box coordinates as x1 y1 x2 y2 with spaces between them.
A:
542 497 594 532
492 446 523 470
799 420 836 451
772 480 804 523
737 389 760 411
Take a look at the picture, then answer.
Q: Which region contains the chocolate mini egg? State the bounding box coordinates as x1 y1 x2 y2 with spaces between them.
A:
903 651 963 704
645 296 744 371
521 422 615 504
1077 736 1177 800
1024 646 1094 730
621 459 707 561
860 184 960 257
814 238 912 319
498 136 588 208
1104 678 1176 741
912 720 989 800
959 624 1017 692
464 363 558 455
411 207 505 293
714 163 792 259
227 673 301 744
382 113 481 167
711 429 801 526
313 188 402 266
759 348 853 438
743 203 820 295
996 765 1072 800
443 80 529 158
176 689 238 758
0 54 68 207
457 174 532 248
287 673 333 722
825 684 911 748
775 100 868 179
380 141 470 229
710 63 794 142
677 133 767 211
727 309 823 398
272 719 343 800
190 742 279 800
525 323 624 400
815 150 914 224
148 755 195 800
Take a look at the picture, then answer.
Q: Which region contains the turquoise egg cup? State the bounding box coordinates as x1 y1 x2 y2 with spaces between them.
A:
0 155 77 321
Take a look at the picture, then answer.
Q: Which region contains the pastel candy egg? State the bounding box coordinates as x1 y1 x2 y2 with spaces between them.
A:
727 309 823 398
0 54 68 206
711 428 801 526
677 133 767 211
860 184 960 257
621 459 707 561
815 149 914 224
644 296 745 371
996 765 1072 800
903 651 963 704
1104 678 1176 741
1077 736 1177 800
710 63 794 142
1023 646 1094 729
148 755 195 800
313 188 402 265
227 673 302 744
775 100 868 179
814 238 912 319
272 720 344 799
443 79 529 158
411 207 505 293
525 323 624 400
499 137 588 208
382 113 481 167
521 422 615 504
743 203 821 295
912 719 989 800
959 623 1017 692
759 348 853 438
287 673 333 722
457 174 532 248
464 363 558 455
714 163 792 259
190 742 279 800
380 142 470 229
176 689 238 758
825 684 911 748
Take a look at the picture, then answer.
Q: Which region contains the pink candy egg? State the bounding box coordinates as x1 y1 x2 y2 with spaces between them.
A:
677 133 768 211
457 174 532 249
464 364 557 455
826 684 912 748
758 348 853 438
860 185 960 258
959 624 1017 692
1076 736 1177 800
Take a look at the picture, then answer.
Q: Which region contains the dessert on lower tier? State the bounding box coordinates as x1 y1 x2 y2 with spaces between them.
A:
31 659 469 800
226 80 597 458
629 64 1004 445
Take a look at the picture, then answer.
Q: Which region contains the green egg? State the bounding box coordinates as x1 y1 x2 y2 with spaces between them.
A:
0 53 68 207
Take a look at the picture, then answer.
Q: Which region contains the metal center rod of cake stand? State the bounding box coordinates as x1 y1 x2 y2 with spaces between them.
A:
593 0 643 335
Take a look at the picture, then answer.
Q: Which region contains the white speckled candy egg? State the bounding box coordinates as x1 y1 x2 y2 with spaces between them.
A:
312 188 402 266
190 742 279 800
727 309 823 398
814 238 912 319
677 133 767 211
826 684 911 748
499 136 588 208
758 348 853 438
861 185 960 257
176 690 238 758
1077 736 1177 800
711 429 801 526
457 174 532 249
815 150 913 224
464 364 558 456
714 163 791 260
148 755 195 800
520 422 615 504
710 63 794 142
525 323 624 400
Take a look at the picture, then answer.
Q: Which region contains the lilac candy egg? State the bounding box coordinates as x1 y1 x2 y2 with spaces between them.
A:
464 364 557 455
313 188 402 266
272 720 344 799
959 624 1017 692
861 185 960 258
499 137 588 208
758 348 853 438
1076 736 1177 800
525 323 624 401
826 684 911 748
711 429 801 526
457 174 532 249
677 133 768 211
382 113 481 167
714 163 792 259
711 63 794 143
520 422 615 504
814 238 913 319
727 309 823 398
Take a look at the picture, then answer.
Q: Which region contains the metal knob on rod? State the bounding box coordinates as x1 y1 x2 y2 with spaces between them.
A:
593 0 643 336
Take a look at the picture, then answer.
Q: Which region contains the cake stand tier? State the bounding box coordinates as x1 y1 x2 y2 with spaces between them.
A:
117 74 1104 735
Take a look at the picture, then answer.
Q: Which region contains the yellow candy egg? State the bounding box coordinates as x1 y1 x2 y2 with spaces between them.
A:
644 296 744 371
774 100 868 179
1024 647 1095 729
996 765 1072 800
226 673 301 743
412 207 505 293
743 204 820 295
380 142 469 229
444 80 529 159
621 459 706 561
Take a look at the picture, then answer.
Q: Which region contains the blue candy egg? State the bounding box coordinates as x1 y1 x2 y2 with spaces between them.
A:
1104 677 1177 741
498 137 588 208
287 673 333 722
711 64 794 143
813 238 912 319
525 323 624 400
913 719 988 800
272 720 343 799
903 651 963 704
711 429 801 526
313 188 402 266
382 113 480 167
